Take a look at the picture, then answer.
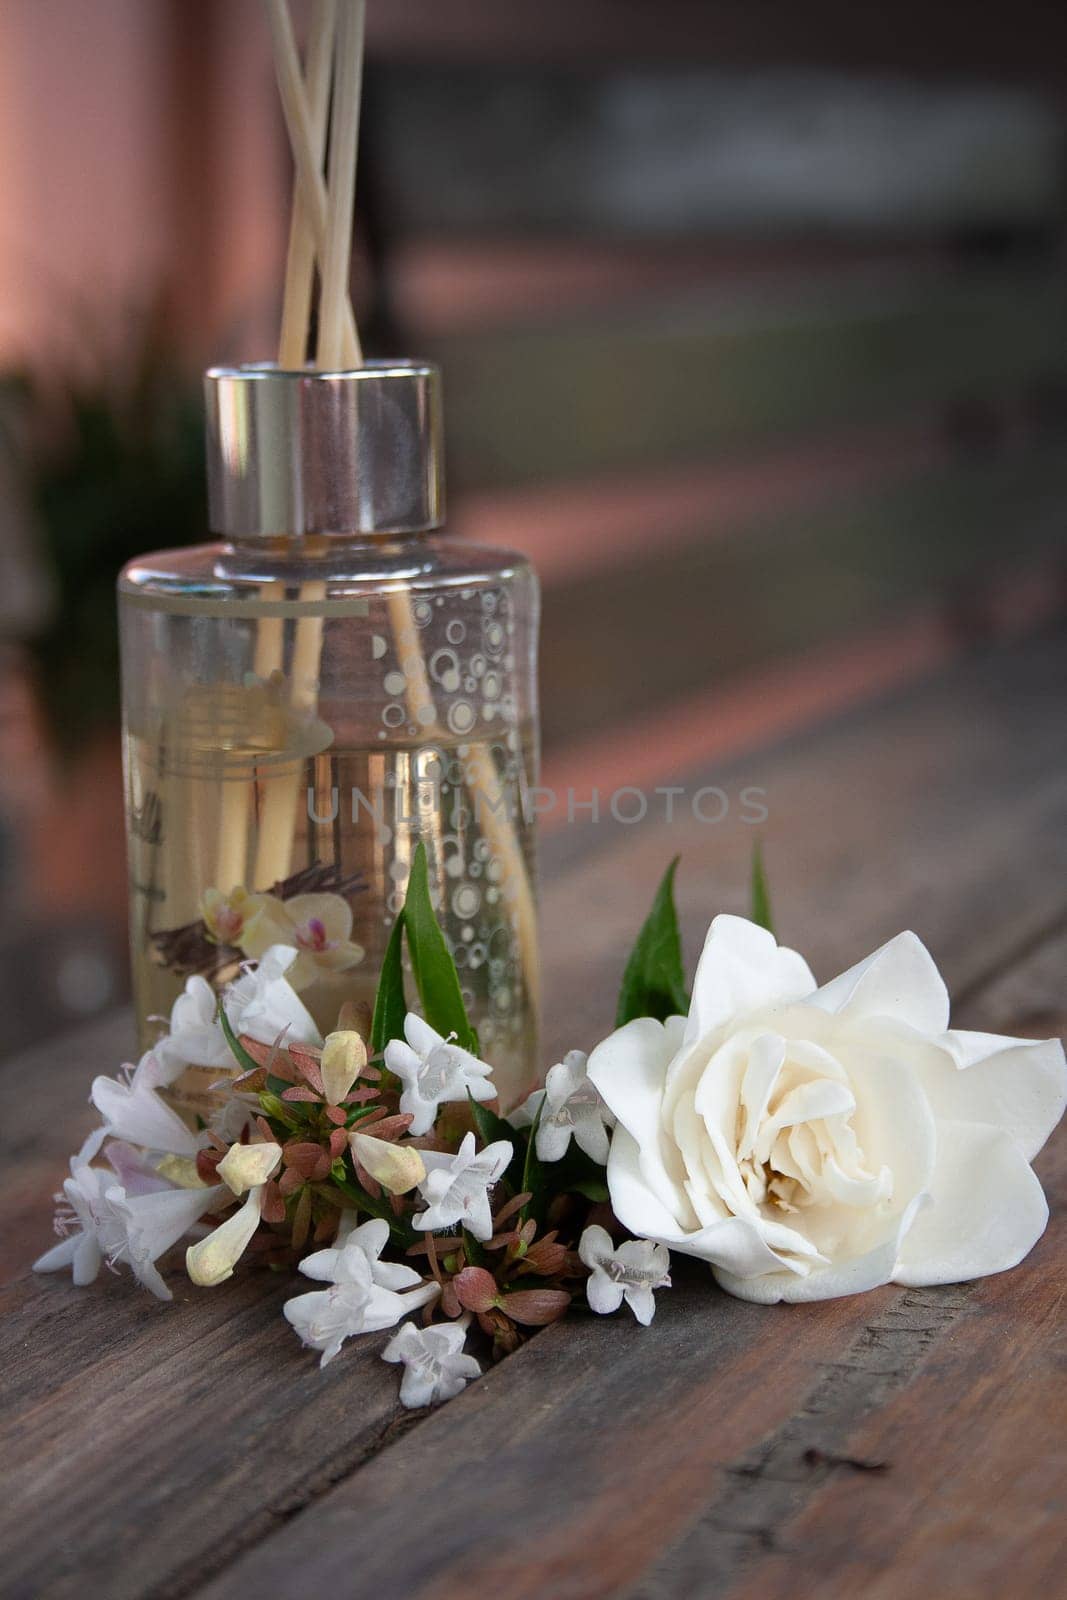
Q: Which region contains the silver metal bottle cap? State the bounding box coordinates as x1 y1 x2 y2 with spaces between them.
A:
204 360 445 538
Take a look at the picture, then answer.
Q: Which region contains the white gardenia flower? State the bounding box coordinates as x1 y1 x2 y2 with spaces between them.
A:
34 1129 223 1299
385 1013 495 1136
382 1320 481 1408
284 1217 438 1366
513 1050 614 1164
588 915 1067 1304
412 1132 513 1241
578 1224 671 1325
91 1051 205 1157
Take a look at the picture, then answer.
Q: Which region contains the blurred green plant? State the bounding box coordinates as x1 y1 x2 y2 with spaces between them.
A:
2 317 204 752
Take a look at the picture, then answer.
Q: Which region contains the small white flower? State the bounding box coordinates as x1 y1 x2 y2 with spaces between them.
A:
34 1128 223 1299
579 1224 671 1326
101 1182 226 1300
513 1050 614 1165
185 1186 264 1286
216 1140 282 1196
385 1014 495 1136
299 1216 425 1293
223 945 324 1051
412 1132 513 1241
157 975 233 1078
284 1218 438 1366
382 1320 481 1408
206 1093 259 1146
33 1127 115 1287
91 1052 204 1157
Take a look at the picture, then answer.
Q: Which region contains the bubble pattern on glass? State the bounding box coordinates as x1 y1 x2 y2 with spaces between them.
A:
372 587 528 1057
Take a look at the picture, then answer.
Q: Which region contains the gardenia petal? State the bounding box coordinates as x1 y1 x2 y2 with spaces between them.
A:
685 915 815 1046
915 1029 1067 1163
716 1192 927 1304
810 930 950 1035
588 1015 697 1231
605 1126 793 1278
894 1120 1050 1286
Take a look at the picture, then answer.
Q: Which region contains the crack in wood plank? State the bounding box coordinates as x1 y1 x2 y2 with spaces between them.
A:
627 1284 974 1594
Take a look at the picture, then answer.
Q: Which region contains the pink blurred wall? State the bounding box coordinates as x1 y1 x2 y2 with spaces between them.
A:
0 0 286 372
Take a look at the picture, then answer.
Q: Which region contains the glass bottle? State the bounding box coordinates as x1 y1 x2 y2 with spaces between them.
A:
118 362 540 1108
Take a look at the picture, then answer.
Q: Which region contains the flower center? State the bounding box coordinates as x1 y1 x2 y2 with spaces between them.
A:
295 917 330 952
733 1048 891 1216
214 906 245 943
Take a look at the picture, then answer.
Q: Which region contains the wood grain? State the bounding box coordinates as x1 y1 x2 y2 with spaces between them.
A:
1 629 1064 1600
0 1010 134 1284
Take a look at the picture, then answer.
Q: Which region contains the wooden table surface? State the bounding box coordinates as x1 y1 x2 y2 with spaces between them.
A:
2 627 1065 1600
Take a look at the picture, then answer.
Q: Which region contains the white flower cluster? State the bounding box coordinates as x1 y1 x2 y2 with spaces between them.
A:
34 946 320 1300
34 962 498 1408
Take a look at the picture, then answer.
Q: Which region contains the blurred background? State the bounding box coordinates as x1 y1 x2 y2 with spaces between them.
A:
0 0 1065 1048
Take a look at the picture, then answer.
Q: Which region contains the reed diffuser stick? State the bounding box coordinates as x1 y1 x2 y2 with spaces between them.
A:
265 0 361 365
278 0 337 369
318 0 365 368
251 1 350 893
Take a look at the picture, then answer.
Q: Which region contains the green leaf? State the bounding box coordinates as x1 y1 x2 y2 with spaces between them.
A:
461 1227 486 1268
330 1173 414 1247
569 1174 610 1203
547 1141 610 1204
370 908 407 1054
615 856 689 1026
257 1091 303 1133
403 840 477 1050
750 839 775 936
216 998 262 1075
468 1091 516 1152
519 1096 545 1220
